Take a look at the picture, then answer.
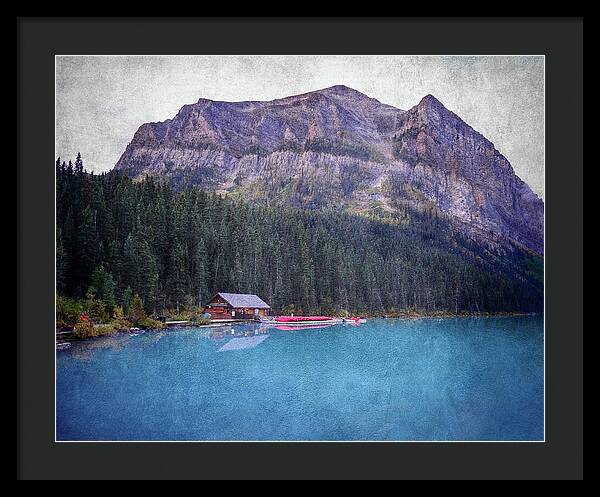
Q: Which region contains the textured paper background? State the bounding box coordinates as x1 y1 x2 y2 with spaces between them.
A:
56 55 544 198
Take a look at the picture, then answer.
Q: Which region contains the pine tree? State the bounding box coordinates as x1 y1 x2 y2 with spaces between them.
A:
56 227 68 294
122 232 138 292
194 237 208 307
79 205 100 289
90 265 116 311
122 286 133 316
299 236 316 313
74 152 84 175
168 242 188 311
130 294 146 324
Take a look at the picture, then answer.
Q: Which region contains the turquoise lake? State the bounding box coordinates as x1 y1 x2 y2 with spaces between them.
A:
56 316 544 441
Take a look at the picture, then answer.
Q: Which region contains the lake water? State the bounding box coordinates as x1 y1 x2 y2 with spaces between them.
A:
56 316 544 441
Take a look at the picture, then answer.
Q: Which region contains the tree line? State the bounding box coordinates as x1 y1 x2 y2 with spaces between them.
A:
56 154 543 323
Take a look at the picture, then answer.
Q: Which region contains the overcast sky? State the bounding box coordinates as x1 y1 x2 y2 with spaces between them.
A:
56 55 544 198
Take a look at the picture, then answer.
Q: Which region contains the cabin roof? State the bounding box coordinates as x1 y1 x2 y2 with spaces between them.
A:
212 292 271 309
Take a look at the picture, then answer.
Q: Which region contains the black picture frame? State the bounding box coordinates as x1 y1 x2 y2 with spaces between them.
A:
17 17 583 480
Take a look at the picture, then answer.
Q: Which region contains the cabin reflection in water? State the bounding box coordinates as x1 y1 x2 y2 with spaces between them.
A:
209 325 270 339
217 335 269 352
209 325 270 352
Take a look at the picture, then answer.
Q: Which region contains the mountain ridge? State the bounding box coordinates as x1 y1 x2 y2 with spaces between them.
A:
115 86 544 255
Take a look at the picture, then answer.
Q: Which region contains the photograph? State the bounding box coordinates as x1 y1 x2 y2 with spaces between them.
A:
54 55 546 442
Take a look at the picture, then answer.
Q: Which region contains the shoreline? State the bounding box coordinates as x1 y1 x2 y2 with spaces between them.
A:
56 311 542 343
370 310 541 319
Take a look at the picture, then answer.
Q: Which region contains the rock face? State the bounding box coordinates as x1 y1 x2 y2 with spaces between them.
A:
115 85 544 255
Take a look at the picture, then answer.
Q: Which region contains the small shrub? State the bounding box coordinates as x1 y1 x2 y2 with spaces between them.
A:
139 317 165 330
93 323 119 336
281 304 296 315
110 306 132 332
190 308 211 325
130 294 146 325
192 316 211 326
73 319 95 339
336 309 350 318
56 296 84 327
84 290 110 323
165 308 192 321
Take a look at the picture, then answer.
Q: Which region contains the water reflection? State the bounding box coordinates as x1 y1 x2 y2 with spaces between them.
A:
209 323 271 351
208 323 271 340
273 323 337 331
57 329 172 361
58 318 395 362
64 333 136 361
218 334 269 352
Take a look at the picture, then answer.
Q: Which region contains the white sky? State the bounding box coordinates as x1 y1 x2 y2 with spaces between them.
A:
56 55 544 198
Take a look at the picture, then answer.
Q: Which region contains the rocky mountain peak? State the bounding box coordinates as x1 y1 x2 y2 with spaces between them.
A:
418 93 444 108
115 86 544 255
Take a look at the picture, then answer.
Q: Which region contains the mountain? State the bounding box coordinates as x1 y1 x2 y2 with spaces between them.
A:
115 85 544 255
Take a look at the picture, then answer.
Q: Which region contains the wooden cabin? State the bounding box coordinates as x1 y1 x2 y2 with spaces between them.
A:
204 292 271 320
